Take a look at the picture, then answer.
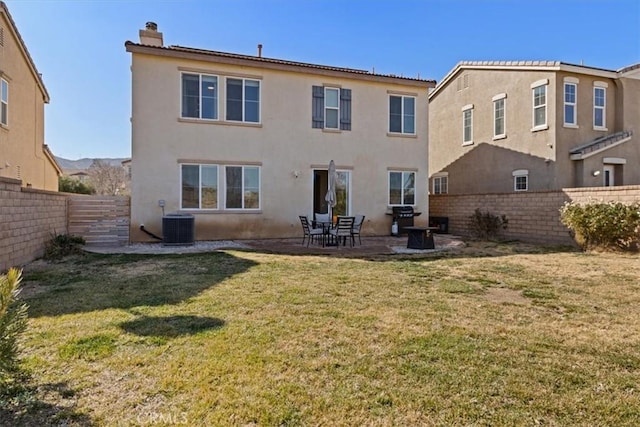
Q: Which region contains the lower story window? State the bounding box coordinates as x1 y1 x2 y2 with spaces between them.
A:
433 175 448 194
181 164 218 209
225 165 260 209
389 171 415 205
513 169 529 191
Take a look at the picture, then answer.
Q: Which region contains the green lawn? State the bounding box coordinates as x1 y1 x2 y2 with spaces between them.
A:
3 242 640 426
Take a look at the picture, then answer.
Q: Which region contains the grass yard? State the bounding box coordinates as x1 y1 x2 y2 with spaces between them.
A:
2 242 640 425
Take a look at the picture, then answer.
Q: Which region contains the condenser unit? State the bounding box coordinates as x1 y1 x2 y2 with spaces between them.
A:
162 214 195 246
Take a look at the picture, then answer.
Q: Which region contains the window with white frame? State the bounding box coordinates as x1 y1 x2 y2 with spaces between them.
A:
432 174 448 194
564 80 577 126
532 81 547 129
225 165 260 209
389 171 415 205
324 87 340 129
226 78 260 123
593 82 607 129
389 95 416 134
1 78 7 126
493 94 506 138
462 104 473 144
181 73 218 120
513 169 529 191
181 164 218 209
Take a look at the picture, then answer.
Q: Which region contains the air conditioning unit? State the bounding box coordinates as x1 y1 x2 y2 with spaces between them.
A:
162 214 195 246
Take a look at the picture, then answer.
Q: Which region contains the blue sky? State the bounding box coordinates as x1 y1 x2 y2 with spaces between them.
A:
6 0 640 160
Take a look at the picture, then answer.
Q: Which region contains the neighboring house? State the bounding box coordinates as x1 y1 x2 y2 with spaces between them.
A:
428 61 640 195
126 23 434 241
0 1 60 190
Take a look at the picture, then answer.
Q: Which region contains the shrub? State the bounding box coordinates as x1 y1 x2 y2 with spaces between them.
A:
44 233 86 260
58 176 95 194
469 208 508 240
560 201 640 251
0 268 28 394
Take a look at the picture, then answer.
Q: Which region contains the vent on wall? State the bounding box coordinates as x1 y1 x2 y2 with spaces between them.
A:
162 214 195 246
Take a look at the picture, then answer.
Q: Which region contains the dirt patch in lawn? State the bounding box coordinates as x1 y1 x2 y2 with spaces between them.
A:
483 287 531 305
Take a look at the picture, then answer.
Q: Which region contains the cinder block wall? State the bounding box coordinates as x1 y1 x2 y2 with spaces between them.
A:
0 177 68 272
430 185 640 245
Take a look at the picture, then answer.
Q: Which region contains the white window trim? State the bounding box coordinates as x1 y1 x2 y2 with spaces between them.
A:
180 72 219 121
563 82 578 128
180 163 219 210
512 169 529 192
493 96 506 140
593 85 607 131
223 165 261 210
324 87 340 130
432 172 448 195
389 94 417 135
388 170 416 206
531 82 548 131
462 104 473 146
0 78 8 127
226 77 261 124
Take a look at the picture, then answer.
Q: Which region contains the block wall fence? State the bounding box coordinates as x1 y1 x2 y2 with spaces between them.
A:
429 185 640 245
0 177 68 272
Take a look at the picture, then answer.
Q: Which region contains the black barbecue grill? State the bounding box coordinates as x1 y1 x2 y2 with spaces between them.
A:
391 206 422 235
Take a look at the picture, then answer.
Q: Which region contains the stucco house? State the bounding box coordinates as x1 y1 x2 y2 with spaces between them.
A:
125 23 434 242
0 1 60 191
428 61 640 195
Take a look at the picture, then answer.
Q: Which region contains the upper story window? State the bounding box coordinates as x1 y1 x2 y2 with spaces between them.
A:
225 165 260 209
181 164 218 209
493 94 506 139
593 82 607 130
181 73 218 120
312 86 351 130
389 95 415 134
564 78 578 127
432 174 448 195
462 104 473 145
513 169 529 192
1 78 8 126
226 78 260 123
388 171 415 205
531 80 548 130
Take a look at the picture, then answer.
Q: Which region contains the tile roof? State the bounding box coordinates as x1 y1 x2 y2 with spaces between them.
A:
125 41 436 86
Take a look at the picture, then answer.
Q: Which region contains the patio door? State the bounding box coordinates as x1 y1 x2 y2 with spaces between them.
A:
603 165 614 187
313 169 350 216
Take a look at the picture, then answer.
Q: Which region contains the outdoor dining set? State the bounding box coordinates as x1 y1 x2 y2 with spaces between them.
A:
299 214 365 248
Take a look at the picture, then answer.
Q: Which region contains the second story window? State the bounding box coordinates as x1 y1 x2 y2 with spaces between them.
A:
226 78 260 123
1 78 8 126
593 83 607 130
531 79 548 130
312 86 352 130
462 104 473 145
564 81 577 126
181 73 218 120
389 95 415 134
493 94 506 139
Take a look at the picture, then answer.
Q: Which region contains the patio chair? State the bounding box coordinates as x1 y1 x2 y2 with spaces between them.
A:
299 215 324 247
314 213 331 228
329 216 355 247
351 214 365 245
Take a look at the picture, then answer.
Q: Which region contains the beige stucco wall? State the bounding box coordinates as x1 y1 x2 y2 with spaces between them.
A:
129 52 430 241
0 10 58 191
430 66 639 194
429 68 558 194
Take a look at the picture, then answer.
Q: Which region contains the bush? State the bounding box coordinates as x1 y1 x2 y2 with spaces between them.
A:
560 201 640 251
469 208 508 240
58 176 95 194
44 233 86 260
0 268 28 394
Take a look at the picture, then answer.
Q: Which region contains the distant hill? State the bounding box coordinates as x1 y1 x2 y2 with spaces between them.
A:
55 157 129 171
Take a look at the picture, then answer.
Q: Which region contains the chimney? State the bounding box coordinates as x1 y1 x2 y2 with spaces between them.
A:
139 21 163 47
257 44 262 58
